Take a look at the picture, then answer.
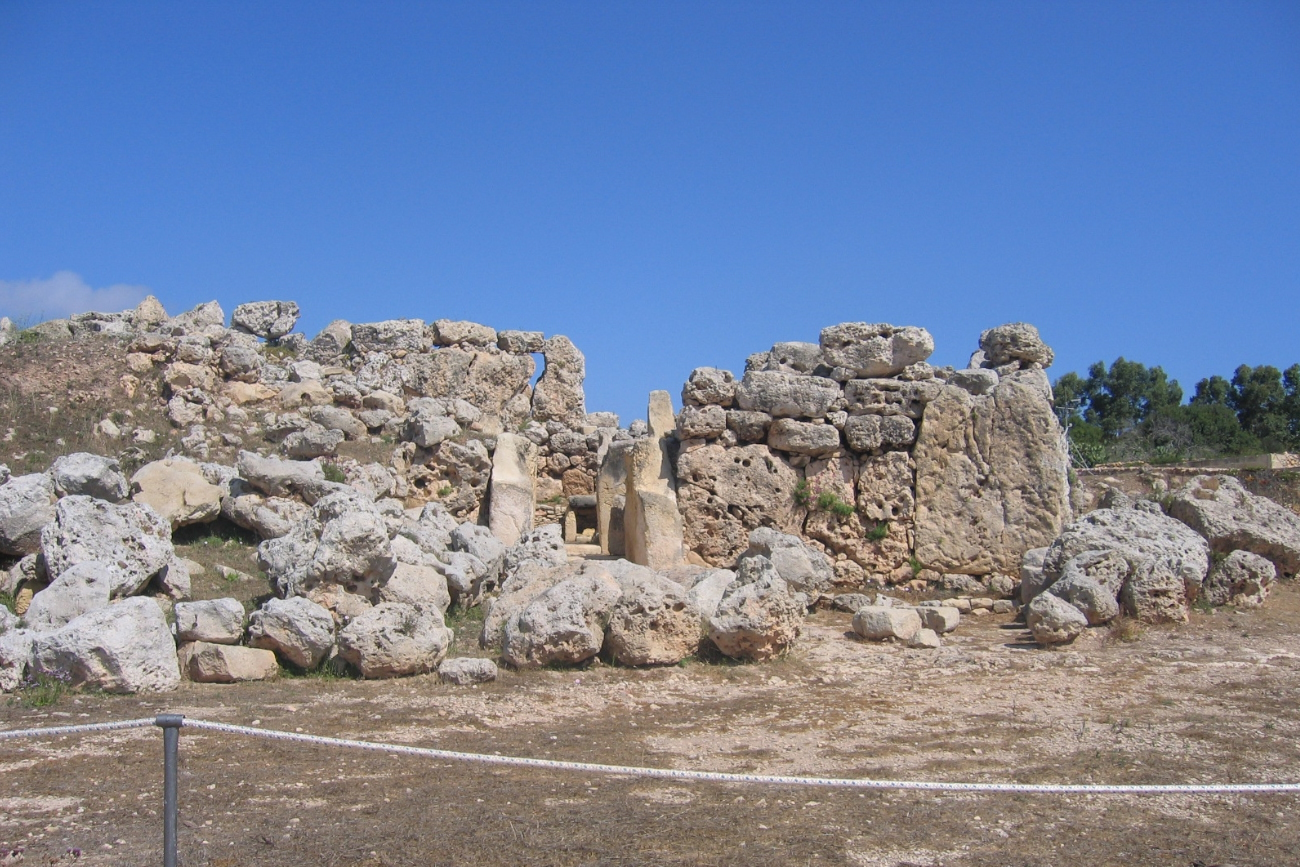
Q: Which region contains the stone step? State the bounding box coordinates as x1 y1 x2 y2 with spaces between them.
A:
564 543 605 560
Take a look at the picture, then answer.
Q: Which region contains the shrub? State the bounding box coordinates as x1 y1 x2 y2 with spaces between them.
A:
321 462 347 484
793 479 811 507
866 521 889 542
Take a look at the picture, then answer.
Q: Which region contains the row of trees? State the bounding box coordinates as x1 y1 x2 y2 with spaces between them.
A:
1052 359 1300 466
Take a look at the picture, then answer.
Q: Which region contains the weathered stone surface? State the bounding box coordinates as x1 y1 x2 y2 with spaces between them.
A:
624 395 685 570
247 596 336 669
820 323 934 378
166 300 225 333
305 406 366 440
0 473 58 556
501 523 567 585
734 371 840 419
707 556 801 661
131 457 223 530
22 562 114 632
350 319 428 354
439 656 498 685
185 642 279 683
740 527 834 599
232 300 300 339
605 572 701 665
282 424 345 459
497 330 545 354
451 523 506 591
760 342 825 375
51 454 129 502
173 598 245 644
221 489 311 539
237 450 326 499
0 627 33 692
677 405 727 440
434 319 496 347
852 606 922 641
502 570 622 668
337 602 453 678
978 322 1054 368
676 444 803 566
801 451 912 576
40 496 177 597
684 569 736 621
378 561 452 614
767 418 841 456
913 370 1071 575
33 598 180 693
530 335 586 428
1120 557 1190 623
682 367 737 408
426 438 493 519
918 606 961 634
1046 572 1119 625
308 492 398 592
1019 547 1050 603
405 410 461 449
1041 507 1211 602
1203 550 1276 608
1026 592 1088 645
596 440 632 556
488 432 536 546
948 368 999 396
843 415 916 452
842 379 942 419
1168 475 1300 578
725 410 773 443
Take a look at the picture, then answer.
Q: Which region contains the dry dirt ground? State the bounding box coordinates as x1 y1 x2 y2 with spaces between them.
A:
4 585 1300 867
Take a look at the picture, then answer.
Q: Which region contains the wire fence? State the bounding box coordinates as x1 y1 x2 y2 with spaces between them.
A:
4 715 1300 864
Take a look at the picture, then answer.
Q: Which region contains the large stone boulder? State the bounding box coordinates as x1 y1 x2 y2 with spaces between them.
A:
232 300 300 340
1167 475 1300 578
0 473 57 556
767 418 841 456
852 606 922 642
706 556 802 661
1026 592 1088 645
0 628 33 692
40 496 180 598
336 602 453 678
1202 550 1276 608
739 528 834 600
676 444 803 566
502 569 622 668
131 457 223 530
1040 507 1211 617
912 369 1071 575
978 323 1054 368
32 598 180 693
734 370 841 419
681 367 737 408
173 598 246 644
624 416 686 570
819 323 934 377
604 573 701 666
236 450 326 499
438 656 498 685
257 490 397 599
222 487 312 539
378 562 452 614
22 562 114 632
51 453 129 502
247 596 336 669
183 642 279 683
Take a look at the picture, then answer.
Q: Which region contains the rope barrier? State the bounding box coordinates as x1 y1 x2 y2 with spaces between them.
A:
3 716 1298 795
182 719 1300 795
0 718 156 740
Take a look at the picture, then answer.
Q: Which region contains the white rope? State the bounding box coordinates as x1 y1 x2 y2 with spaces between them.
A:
0 718 157 740
182 719 1300 795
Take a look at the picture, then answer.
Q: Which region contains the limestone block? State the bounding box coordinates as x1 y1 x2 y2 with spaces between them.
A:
978 322 1054 368
131 457 223 530
33 598 180 693
1168 474 1300 578
185 642 279 683
1202 549 1276 608
596 440 632 556
173 598 246 644
725 410 773 443
706 560 801 661
734 371 840 419
439 657 498 685
434 319 497 347
1026 592 1087 644
337 602 453 678
682 367 737 408
677 405 727 440
530 335 587 428
51 453 129 502
605 572 701 665
0 473 57 556
502 570 622 668
22 562 114 632
819 323 934 377
40 496 176 598
913 370 1070 575
842 378 943 419
852 606 922 641
766 418 841 456
487 432 536 547
248 596 337 669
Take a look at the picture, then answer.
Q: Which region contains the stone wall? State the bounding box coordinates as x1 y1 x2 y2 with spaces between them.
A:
665 322 1071 586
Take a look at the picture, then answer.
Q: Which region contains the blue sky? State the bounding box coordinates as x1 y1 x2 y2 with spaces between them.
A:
1 1 1297 425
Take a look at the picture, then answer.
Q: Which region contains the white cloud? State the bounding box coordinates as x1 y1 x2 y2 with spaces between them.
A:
0 271 151 323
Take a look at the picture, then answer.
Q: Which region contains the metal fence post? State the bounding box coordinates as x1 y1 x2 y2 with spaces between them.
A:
154 714 185 867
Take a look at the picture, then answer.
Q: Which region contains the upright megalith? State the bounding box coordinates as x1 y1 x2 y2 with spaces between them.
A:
624 391 685 570
597 439 632 556
531 335 587 428
488 432 537 546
